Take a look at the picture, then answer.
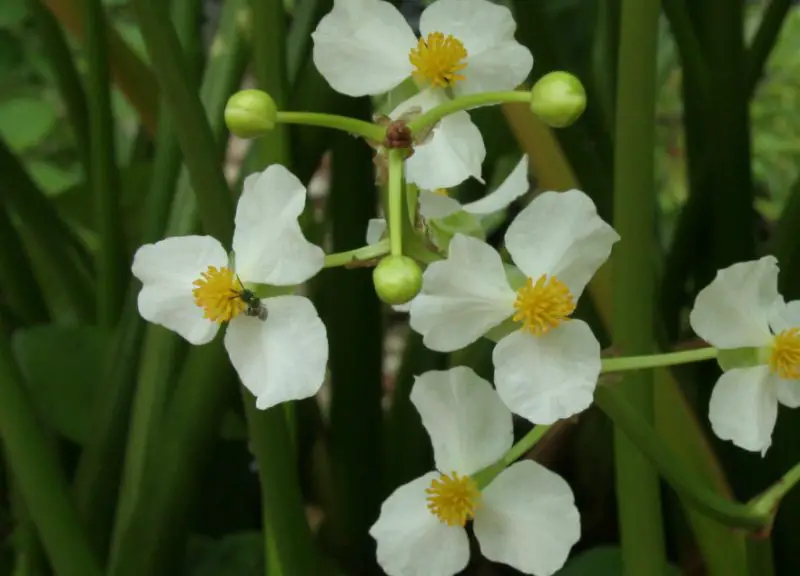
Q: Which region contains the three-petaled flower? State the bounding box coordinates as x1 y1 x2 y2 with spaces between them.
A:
311 0 532 189
690 256 800 454
408 190 619 424
132 165 328 410
369 366 580 576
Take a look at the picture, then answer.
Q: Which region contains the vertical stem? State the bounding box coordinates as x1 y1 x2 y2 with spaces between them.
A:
0 328 102 576
388 149 404 256
612 0 666 574
82 0 125 326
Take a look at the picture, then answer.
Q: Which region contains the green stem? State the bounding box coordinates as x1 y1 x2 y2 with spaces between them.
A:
83 0 125 326
595 385 770 530
243 400 322 575
473 425 552 489
0 327 102 576
601 347 717 373
0 207 49 325
746 0 791 97
750 461 800 516
388 149 405 256
276 111 384 142
406 91 530 134
662 0 710 106
612 0 666 573
746 538 775 576
323 239 390 268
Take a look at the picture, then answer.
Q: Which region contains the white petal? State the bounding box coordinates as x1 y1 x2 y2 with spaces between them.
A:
418 191 463 220
505 190 619 300
224 295 327 410
463 155 529 215
311 0 415 96
493 320 600 424
689 257 780 349
769 299 800 334
455 43 533 97
474 460 580 576
776 377 800 408
369 472 470 576
393 90 485 190
411 367 513 475
420 0 532 95
233 165 324 286
708 366 777 454
366 218 387 245
132 236 225 345
409 234 516 352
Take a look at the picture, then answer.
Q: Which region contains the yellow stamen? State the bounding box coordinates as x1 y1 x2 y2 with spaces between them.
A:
409 32 468 88
425 471 480 527
432 188 449 197
770 328 800 380
513 274 576 336
192 266 246 323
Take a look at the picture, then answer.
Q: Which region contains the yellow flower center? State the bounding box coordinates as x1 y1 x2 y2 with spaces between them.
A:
432 188 449 196
769 328 800 380
513 274 576 336
192 266 247 323
425 471 480 527
409 32 468 88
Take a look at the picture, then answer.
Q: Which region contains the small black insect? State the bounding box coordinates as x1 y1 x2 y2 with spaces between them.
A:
237 279 268 321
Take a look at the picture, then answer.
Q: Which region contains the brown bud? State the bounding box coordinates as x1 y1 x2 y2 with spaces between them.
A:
384 120 414 150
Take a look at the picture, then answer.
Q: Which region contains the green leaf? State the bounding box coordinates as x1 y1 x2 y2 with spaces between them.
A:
26 161 82 196
556 546 682 576
0 98 58 151
12 326 108 445
0 0 26 29
0 30 23 75
185 533 264 576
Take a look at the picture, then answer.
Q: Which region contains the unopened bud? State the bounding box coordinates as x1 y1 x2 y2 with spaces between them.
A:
373 255 422 305
225 89 277 138
530 72 586 128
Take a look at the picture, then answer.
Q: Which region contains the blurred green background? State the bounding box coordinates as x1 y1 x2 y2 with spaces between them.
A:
2 0 800 575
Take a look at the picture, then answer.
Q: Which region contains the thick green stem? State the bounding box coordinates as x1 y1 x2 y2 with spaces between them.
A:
601 347 717 373
612 0 666 573
596 385 770 530
0 208 49 325
243 400 322 575
0 328 102 576
388 149 405 256
82 0 125 326
276 111 384 142
406 91 530 134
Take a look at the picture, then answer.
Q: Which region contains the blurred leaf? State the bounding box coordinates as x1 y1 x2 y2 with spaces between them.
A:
185 532 264 576
0 98 58 150
0 30 23 75
556 546 681 575
26 160 82 195
0 0 27 28
12 325 108 445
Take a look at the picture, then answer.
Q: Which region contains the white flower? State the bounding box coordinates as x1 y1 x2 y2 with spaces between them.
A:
311 0 533 98
408 190 619 424
689 256 800 455
392 89 486 189
132 165 328 410
369 366 580 576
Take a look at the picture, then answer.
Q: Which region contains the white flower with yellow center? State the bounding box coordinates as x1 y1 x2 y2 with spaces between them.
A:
311 0 533 98
370 366 580 576
689 256 800 454
132 165 327 410
408 190 619 424
311 0 533 189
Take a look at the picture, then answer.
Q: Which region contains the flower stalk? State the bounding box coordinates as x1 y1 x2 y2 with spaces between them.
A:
387 149 406 256
276 111 385 142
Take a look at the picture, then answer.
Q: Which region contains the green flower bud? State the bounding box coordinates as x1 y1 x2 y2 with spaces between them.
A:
373 255 423 305
225 89 277 138
530 72 587 128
